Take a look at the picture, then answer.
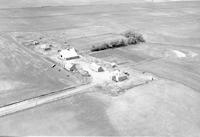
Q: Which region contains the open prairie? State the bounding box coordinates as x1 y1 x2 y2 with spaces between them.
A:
0 0 200 136
0 34 81 107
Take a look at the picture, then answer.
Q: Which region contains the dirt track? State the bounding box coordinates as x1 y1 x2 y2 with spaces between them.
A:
0 0 200 136
0 83 94 117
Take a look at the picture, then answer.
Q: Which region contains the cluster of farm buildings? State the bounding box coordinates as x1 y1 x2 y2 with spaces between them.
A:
57 47 129 82
31 39 129 83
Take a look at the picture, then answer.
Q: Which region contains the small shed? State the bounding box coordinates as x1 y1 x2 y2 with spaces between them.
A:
112 70 128 82
78 68 91 77
64 63 77 72
32 40 39 45
90 63 104 72
111 62 117 68
59 48 79 60
40 44 51 51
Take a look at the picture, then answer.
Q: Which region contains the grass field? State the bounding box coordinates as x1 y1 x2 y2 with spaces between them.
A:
0 35 81 107
0 80 200 136
90 48 149 63
0 0 200 136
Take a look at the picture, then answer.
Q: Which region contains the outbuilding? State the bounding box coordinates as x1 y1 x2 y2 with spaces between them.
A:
112 70 128 82
59 48 79 60
32 40 39 45
111 62 117 68
78 68 91 77
64 63 77 72
90 63 104 72
39 44 51 51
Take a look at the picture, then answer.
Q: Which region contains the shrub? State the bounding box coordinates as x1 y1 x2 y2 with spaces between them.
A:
91 43 109 52
127 37 137 45
91 38 127 52
136 34 145 43
109 39 127 48
90 31 145 52
109 39 120 48
123 30 145 44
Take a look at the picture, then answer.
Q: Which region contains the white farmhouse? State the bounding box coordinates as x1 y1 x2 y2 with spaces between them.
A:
59 48 79 60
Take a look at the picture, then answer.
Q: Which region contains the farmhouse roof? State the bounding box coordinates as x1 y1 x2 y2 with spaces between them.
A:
60 48 79 59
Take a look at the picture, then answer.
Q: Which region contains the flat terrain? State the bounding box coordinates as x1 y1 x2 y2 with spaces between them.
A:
0 0 200 136
0 80 200 136
0 34 80 107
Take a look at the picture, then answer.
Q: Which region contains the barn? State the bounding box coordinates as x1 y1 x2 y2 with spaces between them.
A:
90 63 104 72
64 63 77 72
112 70 128 82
